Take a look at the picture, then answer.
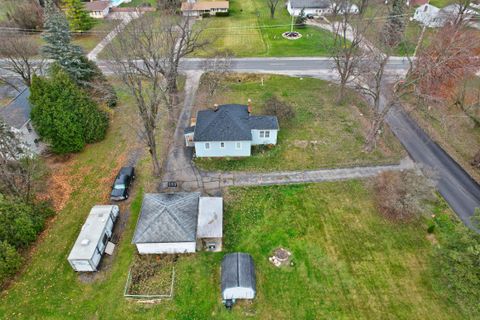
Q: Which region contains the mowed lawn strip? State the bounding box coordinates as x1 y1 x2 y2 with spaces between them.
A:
194 0 337 57
220 182 466 319
194 74 405 172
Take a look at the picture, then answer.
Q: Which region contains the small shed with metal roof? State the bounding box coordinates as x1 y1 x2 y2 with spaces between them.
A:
221 253 256 307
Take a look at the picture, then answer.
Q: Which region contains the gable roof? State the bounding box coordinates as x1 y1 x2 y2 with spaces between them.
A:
132 193 200 243
181 1 229 11
221 253 256 292
84 1 110 11
0 88 31 129
193 104 279 142
289 0 331 9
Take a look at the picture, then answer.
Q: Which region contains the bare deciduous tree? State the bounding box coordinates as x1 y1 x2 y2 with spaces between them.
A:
0 35 44 90
107 12 208 176
330 11 371 103
201 53 232 105
0 120 45 202
267 0 280 19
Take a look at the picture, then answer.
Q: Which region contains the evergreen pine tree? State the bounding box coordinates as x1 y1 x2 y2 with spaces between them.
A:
63 0 94 32
41 0 94 82
381 0 405 47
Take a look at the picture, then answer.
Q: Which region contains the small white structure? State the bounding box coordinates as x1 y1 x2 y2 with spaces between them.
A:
413 4 443 27
132 193 200 254
287 0 359 17
0 88 45 156
132 193 224 254
85 1 111 19
68 205 120 272
196 197 223 252
181 0 229 16
221 253 256 308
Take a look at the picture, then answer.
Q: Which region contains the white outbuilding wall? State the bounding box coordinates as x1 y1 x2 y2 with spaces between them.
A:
135 242 196 254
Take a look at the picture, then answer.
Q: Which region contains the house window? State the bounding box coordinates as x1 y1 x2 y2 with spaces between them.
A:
259 131 265 138
236 142 241 149
205 142 210 149
220 142 225 148
265 131 270 138
102 233 108 246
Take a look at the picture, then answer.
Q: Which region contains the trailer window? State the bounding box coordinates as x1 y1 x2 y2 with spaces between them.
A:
102 233 108 246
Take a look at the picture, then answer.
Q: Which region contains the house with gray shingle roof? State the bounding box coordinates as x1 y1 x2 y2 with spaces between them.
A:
0 88 45 155
132 193 223 254
184 103 279 157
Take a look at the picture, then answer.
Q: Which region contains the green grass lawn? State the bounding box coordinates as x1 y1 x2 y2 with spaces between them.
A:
194 74 405 172
0 166 473 319
195 0 337 57
72 19 120 54
119 0 157 7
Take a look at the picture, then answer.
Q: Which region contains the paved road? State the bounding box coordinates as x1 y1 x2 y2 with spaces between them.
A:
2 56 478 228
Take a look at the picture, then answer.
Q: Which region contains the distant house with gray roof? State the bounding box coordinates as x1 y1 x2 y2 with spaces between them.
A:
132 193 223 254
184 103 279 157
0 88 45 155
287 0 359 16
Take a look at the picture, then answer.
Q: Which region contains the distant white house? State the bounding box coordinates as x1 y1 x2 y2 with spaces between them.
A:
132 193 224 254
413 3 479 27
0 88 45 156
286 0 359 17
184 103 279 158
181 0 229 17
84 1 111 19
412 4 443 27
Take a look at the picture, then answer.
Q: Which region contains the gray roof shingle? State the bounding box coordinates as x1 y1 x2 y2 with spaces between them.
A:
194 104 279 142
0 88 31 129
290 0 331 8
221 253 256 292
132 193 200 243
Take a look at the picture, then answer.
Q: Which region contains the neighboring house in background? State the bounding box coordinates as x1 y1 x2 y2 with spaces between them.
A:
184 102 279 157
181 0 229 16
85 1 111 19
132 193 224 254
413 4 443 27
413 3 479 27
0 88 45 155
286 0 359 16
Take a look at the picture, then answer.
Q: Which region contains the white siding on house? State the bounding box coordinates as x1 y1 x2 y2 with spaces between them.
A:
251 129 278 145
136 242 196 254
194 141 251 157
88 8 110 19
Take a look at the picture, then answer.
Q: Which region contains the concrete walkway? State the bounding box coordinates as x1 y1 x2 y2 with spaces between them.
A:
173 158 415 192
87 14 136 61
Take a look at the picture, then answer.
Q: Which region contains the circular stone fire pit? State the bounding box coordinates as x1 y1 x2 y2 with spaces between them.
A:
269 247 292 267
282 31 302 40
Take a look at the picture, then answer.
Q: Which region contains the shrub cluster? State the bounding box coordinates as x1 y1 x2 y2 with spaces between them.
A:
215 12 229 17
30 66 109 154
0 196 54 284
263 96 295 124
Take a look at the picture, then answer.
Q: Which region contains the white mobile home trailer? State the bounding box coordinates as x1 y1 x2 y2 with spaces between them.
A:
68 205 119 272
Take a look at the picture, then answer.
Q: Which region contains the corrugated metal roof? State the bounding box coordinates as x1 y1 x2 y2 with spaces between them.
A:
197 197 223 238
289 0 330 9
221 253 256 292
132 193 200 243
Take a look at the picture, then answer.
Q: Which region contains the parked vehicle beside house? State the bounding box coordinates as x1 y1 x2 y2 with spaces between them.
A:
67 205 120 272
110 166 135 201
